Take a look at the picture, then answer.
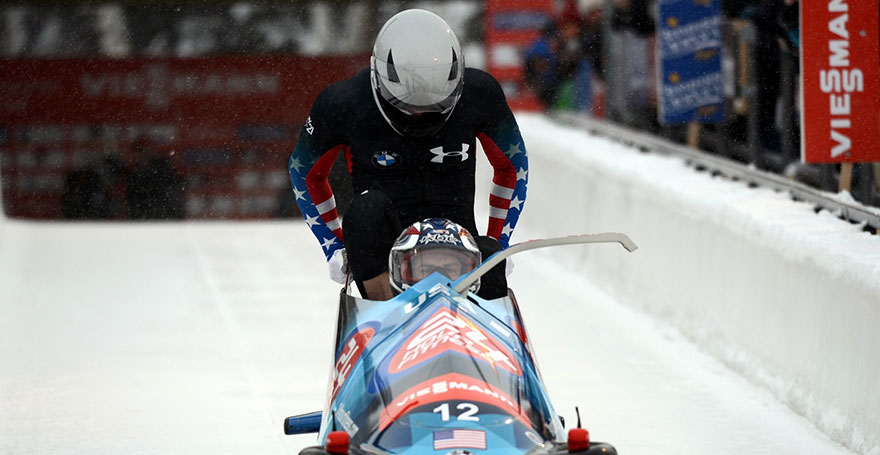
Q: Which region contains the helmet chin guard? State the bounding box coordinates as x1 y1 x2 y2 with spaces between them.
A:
370 9 464 137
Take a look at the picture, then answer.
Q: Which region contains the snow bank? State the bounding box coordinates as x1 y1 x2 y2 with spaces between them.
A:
509 114 880 455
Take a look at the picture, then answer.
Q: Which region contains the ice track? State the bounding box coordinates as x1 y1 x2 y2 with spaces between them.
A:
0 220 852 454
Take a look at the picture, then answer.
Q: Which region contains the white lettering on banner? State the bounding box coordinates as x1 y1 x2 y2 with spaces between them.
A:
659 16 723 59
829 0 847 12
661 72 724 115
80 64 281 109
820 0 863 158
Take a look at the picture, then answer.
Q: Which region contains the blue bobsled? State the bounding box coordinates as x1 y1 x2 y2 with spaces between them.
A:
284 233 637 455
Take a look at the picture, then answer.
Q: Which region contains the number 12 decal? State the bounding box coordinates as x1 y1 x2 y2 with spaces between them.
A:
433 402 480 422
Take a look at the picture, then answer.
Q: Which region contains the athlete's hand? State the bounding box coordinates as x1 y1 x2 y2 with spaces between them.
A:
328 249 348 284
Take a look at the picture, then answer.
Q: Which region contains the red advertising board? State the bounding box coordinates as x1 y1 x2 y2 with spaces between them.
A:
800 0 880 163
0 55 366 219
484 0 554 111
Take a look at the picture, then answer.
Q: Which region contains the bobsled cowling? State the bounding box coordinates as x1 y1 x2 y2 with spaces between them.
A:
288 232 636 454
319 271 565 454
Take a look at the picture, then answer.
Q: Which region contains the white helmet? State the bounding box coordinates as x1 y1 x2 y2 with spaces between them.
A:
371 9 464 137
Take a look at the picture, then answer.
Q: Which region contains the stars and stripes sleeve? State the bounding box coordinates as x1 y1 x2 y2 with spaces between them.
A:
476 72 528 248
479 125 528 248
289 89 347 261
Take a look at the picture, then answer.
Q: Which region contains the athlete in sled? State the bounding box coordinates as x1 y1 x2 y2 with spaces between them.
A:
284 218 637 455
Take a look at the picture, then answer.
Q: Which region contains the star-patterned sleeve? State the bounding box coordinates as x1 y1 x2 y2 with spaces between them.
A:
289 88 347 261
475 72 528 248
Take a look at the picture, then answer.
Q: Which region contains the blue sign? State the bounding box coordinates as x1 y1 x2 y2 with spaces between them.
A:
657 0 724 124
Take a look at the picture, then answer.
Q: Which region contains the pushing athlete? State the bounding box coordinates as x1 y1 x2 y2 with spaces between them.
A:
288 9 529 300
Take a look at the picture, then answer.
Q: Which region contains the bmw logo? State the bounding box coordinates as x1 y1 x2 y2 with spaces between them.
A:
372 150 400 168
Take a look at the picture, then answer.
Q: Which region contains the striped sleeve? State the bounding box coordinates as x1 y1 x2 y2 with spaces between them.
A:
478 118 528 248
289 115 346 261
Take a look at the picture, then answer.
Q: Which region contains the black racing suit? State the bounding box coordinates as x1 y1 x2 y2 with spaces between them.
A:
288 67 529 297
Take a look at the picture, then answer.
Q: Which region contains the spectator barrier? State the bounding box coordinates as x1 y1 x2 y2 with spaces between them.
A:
555 112 880 233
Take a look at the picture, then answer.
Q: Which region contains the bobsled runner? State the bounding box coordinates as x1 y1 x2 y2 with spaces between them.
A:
284 232 638 455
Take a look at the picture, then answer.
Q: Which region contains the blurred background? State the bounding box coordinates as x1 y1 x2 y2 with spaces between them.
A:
1 0 877 221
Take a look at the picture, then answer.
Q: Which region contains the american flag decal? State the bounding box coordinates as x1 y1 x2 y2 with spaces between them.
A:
433 429 487 450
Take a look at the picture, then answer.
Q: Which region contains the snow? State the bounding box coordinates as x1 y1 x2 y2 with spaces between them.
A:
0 113 872 454
0 222 336 453
502 114 879 455
514 255 850 455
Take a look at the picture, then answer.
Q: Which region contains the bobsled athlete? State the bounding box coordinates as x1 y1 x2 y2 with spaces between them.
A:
388 218 483 294
288 9 528 300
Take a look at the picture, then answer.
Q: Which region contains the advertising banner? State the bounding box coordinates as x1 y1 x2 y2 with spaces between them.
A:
0 55 365 219
800 0 880 163
656 0 724 125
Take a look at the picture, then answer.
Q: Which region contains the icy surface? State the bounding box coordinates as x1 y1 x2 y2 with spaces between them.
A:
0 219 852 454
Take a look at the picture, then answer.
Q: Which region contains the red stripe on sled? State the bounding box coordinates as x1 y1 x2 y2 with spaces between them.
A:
378 372 531 431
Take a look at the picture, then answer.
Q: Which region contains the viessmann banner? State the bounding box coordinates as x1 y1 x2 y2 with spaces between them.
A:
0 56 363 128
801 0 880 163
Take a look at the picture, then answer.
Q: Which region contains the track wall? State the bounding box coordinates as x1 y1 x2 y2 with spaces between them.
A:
500 114 880 455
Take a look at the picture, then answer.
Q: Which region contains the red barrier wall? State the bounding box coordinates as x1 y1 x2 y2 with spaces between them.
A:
0 55 367 219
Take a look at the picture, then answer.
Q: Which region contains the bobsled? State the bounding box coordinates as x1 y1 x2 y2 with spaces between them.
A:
284 233 638 455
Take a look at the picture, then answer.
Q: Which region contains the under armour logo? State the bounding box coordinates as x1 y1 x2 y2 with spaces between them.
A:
429 144 470 163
